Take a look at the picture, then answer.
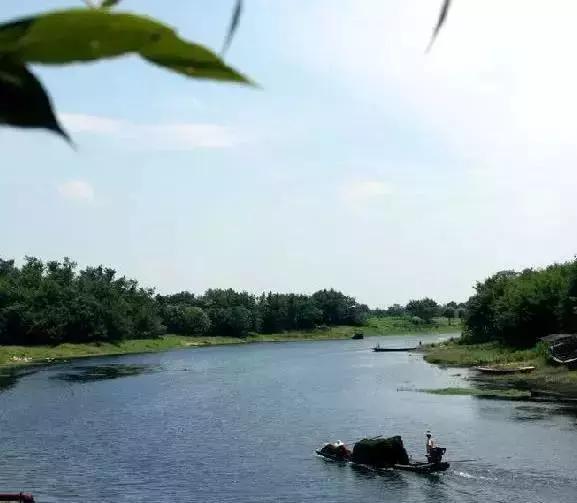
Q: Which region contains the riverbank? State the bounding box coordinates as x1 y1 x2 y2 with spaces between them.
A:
0 327 354 367
365 316 462 335
0 319 461 368
423 341 577 399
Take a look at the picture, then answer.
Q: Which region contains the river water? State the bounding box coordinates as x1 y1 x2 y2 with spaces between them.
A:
1 334 576 503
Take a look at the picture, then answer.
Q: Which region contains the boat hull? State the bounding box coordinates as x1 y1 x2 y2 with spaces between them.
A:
315 451 450 474
373 347 417 352
393 462 450 473
474 366 535 374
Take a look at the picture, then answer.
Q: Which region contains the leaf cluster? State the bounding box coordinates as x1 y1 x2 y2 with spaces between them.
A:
0 1 250 141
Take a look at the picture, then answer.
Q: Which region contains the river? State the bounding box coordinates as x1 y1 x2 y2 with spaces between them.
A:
0 334 576 503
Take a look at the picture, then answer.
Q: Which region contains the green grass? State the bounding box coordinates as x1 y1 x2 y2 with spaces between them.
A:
365 316 462 335
423 340 577 399
423 341 543 366
421 387 531 400
0 335 197 366
0 318 463 368
0 326 359 367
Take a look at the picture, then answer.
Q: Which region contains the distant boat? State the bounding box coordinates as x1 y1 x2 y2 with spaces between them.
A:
372 346 417 352
0 494 35 502
352 332 364 340
473 365 535 374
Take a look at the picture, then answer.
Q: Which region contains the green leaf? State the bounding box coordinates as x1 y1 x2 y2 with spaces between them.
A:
0 18 34 47
101 0 121 8
0 9 171 63
0 58 69 141
141 34 251 84
0 9 251 84
222 0 243 54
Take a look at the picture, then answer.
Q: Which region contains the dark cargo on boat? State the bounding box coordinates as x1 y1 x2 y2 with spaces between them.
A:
352 436 410 466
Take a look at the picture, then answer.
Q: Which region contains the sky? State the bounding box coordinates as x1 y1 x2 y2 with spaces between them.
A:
2 0 577 308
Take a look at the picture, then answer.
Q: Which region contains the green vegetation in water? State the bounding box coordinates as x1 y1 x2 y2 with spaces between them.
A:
423 341 577 399
366 316 462 335
422 387 531 400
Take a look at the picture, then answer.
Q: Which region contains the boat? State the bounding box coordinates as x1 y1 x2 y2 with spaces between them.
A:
315 450 449 474
352 332 364 340
474 365 535 374
393 461 450 474
373 346 417 352
550 353 577 365
0 495 35 502
541 334 577 369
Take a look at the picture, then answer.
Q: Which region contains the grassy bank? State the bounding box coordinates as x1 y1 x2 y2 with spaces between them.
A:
424 341 542 366
423 341 577 399
0 318 460 368
365 316 462 335
0 326 363 367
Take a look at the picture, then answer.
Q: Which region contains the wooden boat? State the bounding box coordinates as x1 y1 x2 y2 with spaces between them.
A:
0 495 35 502
474 365 535 374
393 461 450 474
315 450 449 474
549 343 577 368
373 346 417 352
541 335 577 368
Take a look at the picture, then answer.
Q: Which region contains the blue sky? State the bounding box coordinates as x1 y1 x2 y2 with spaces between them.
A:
2 0 577 307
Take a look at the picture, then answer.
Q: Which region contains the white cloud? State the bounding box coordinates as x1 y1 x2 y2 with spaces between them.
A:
340 180 394 212
62 114 123 135
341 180 393 202
57 180 95 203
60 113 237 150
303 1 577 175
289 0 577 262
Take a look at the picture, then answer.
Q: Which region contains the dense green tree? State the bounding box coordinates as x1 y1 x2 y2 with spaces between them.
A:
0 257 163 345
464 263 577 347
405 298 439 323
161 305 211 336
386 304 405 317
442 307 455 325
0 256 376 345
557 261 577 334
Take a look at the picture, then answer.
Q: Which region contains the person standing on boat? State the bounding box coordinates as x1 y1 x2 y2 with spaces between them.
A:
425 431 445 463
426 431 435 459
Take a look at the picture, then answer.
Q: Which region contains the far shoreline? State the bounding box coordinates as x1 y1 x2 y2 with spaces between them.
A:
0 322 461 368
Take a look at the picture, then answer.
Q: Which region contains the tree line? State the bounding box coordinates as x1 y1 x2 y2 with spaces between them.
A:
371 298 466 325
463 259 577 347
0 257 369 345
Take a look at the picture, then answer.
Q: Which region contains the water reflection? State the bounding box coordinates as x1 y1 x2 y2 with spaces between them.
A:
420 474 449 503
0 367 36 393
54 364 158 383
